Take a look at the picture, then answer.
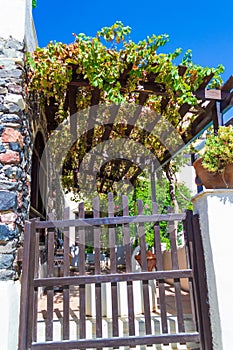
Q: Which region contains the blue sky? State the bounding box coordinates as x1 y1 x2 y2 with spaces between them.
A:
33 0 233 84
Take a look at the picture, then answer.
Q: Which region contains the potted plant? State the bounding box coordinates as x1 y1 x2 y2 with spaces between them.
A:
193 125 233 188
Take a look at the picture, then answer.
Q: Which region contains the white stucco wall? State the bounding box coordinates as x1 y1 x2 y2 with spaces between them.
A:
0 280 21 350
192 189 233 350
0 0 37 51
177 162 197 195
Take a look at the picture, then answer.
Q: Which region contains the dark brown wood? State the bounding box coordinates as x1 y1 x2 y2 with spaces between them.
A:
221 90 233 113
34 212 187 229
26 220 37 348
221 75 233 91
182 212 198 331
31 332 200 349
220 76 233 112
86 88 101 152
101 104 120 141
34 269 193 287
212 101 221 132
195 88 229 101
78 202 86 339
108 193 119 337
63 207 70 340
33 230 40 342
68 85 79 186
93 196 103 340
46 228 55 341
19 197 205 350
152 202 168 334
192 213 213 350
122 195 135 336
18 221 32 350
137 200 152 335
168 208 185 333
124 92 149 136
69 85 78 136
185 100 215 141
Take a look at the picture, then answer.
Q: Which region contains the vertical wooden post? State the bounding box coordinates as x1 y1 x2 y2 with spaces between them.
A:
153 202 168 334
122 195 135 336
108 192 119 337
63 207 70 340
78 202 86 339
18 221 32 350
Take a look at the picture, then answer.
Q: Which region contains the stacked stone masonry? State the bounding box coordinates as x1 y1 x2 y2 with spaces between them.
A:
0 37 32 281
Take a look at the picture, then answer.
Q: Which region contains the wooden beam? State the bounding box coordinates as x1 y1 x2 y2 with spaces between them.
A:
220 91 233 113
183 100 215 142
86 88 101 152
196 73 214 90
221 75 233 91
124 92 149 136
34 212 187 229
69 85 78 135
102 104 120 141
178 65 187 76
194 89 229 101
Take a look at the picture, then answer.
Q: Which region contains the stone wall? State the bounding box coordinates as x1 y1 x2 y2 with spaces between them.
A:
0 37 32 281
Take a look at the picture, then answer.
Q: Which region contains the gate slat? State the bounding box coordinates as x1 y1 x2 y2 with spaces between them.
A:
168 207 185 333
33 229 40 342
26 220 38 348
63 207 70 340
152 202 168 334
34 269 192 287
183 211 198 331
46 228 55 341
122 195 135 336
18 221 32 350
138 200 152 335
108 193 119 337
93 196 103 340
78 202 86 339
31 332 200 349
192 213 212 349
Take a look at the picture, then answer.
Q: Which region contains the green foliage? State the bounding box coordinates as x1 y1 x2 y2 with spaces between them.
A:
27 22 224 120
26 22 224 195
97 21 131 45
128 173 192 250
32 0 37 8
202 125 233 173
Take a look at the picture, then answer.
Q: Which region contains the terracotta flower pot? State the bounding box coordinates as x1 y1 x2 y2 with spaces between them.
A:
193 158 233 189
135 250 156 272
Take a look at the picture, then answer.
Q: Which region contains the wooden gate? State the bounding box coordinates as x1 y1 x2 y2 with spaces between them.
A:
18 194 211 349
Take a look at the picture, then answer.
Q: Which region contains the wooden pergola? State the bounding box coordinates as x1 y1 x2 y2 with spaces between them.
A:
44 67 233 194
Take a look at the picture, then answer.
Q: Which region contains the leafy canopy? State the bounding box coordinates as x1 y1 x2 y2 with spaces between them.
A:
27 21 224 125
27 22 224 195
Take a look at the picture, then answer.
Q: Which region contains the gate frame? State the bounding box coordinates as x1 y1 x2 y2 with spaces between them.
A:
18 202 211 349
